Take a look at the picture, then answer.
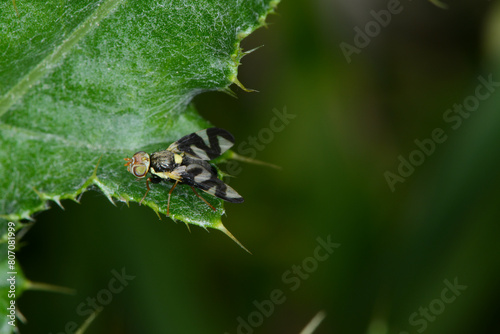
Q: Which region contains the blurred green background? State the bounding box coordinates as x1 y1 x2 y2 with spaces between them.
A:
17 0 500 333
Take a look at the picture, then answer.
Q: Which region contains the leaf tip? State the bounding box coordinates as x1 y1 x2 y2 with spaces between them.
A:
220 86 238 98
27 281 76 295
52 196 65 210
75 309 101 334
241 46 263 57
231 76 257 93
270 0 280 10
152 205 162 220
229 151 282 170
258 0 280 28
93 178 116 206
32 188 66 210
215 221 251 254
258 16 269 29
16 308 27 325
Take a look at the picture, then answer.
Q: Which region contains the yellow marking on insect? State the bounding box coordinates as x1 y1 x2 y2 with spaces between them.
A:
151 168 183 182
174 153 183 164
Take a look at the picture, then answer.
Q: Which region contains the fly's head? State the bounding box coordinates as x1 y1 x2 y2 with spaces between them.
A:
124 151 150 178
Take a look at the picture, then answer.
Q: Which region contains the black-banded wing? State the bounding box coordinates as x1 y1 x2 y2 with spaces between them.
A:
167 128 235 160
185 163 244 203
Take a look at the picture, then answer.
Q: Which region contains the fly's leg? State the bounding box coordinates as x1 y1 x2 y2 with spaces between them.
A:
190 186 216 212
167 180 179 216
139 178 151 205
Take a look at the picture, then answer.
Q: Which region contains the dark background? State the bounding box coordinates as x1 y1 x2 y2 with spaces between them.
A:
17 1 500 333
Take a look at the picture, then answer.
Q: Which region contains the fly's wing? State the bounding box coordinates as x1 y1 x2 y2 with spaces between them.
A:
167 128 235 161
185 163 244 203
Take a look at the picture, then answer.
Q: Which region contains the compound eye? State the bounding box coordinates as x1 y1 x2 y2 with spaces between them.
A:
132 165 148 177
125 151 150 178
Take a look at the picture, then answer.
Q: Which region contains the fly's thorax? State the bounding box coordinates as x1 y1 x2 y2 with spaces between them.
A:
150 150 179 173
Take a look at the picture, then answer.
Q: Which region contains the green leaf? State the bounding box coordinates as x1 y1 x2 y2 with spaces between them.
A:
1 2 277 329
0 0 277 227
